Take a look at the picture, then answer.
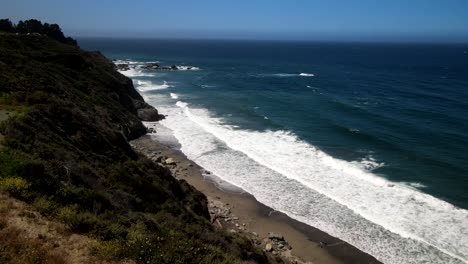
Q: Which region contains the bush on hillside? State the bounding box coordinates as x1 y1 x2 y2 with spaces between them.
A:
0 19 14 32
0 18 77 45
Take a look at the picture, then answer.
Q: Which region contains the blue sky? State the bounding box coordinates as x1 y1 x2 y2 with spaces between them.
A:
2 0 468 42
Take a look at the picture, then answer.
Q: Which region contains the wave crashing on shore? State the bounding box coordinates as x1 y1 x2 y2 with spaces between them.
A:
154 100 468 264
135 80 172 91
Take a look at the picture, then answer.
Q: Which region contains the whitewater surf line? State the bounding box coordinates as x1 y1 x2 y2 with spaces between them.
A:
155 101 468 264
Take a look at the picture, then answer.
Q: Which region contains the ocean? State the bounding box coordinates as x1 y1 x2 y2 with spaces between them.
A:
79 38 468 264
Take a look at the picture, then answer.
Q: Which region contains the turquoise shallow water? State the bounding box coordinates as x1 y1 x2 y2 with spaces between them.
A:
80 38 468 264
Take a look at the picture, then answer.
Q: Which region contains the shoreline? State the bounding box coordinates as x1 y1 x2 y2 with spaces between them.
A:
130 134 381 264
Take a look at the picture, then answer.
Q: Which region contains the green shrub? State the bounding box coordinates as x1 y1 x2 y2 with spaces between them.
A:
92 220 127 241
0 93 14 105
127 222 148 242
0 92 28 112
91 240 125 260
33 196 59 215
57 205 97 233
0 177 30 198
0 152 24 178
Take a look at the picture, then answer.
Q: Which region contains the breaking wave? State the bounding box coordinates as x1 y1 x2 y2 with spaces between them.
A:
156 102 468 264
135 80 172 91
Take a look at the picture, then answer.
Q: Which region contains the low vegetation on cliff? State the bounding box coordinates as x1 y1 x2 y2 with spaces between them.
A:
0 20 278 263
0 18 77 45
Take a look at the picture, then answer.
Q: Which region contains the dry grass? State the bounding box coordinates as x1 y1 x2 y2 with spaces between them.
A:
0 222 66 264
0 191 109 264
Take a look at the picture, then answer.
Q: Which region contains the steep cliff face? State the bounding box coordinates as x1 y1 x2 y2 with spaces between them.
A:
0 33 161 139
0 33 275 263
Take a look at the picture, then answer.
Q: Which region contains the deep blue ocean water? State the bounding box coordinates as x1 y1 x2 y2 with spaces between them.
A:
79 38 468 264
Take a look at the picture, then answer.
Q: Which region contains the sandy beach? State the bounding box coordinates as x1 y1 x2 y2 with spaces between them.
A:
130 133 381 264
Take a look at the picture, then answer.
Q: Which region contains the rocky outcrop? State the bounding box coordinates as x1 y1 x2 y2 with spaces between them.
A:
141 63 160 70
132 98 164 122
139 63 180 71
264 232 292 253
137 108 160 121
115 63 130 71
116 61 197 72
268 232 284 241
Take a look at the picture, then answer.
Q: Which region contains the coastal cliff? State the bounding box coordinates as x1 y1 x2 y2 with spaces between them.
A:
0 23 278 263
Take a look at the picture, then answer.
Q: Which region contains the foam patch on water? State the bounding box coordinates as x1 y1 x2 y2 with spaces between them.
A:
136 80 172 91
401 181 428 189
258 73 315 77
170 93 179 99
114 59 161 65
175 101 188 108
156 102 468 264
351 156 384 171
299 73 315 77
176 65 200 71
118 68 156 77
114 59 142 65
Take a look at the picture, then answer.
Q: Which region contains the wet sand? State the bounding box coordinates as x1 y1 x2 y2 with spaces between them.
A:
131 134 381 264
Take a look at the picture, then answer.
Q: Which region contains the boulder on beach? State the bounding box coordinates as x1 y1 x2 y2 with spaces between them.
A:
165 157 176 165
268 232 284 241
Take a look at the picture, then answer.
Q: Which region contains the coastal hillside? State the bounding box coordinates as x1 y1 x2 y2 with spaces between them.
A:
0 21 277 263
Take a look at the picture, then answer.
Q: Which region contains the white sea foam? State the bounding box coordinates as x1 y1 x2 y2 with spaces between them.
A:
136 80 151 86
260 73 315 77
401 182 428 189
114 59 141 65
271 73 296 77
118 68 156 77
175 101 188 108
170 93 179 99
351 156 384 171
156 102 468 264
136 80 172 91
114 59 160 65
299 73 315 77
176 65 200 71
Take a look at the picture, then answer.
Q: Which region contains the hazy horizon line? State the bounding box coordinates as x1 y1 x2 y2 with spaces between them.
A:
74 35 468 45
